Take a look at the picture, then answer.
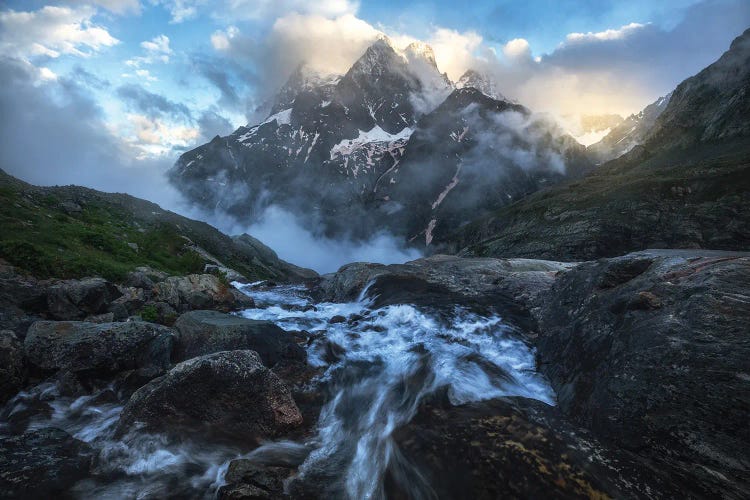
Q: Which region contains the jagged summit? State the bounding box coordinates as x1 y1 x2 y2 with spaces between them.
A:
270 63 341 114
456 69 507 102
170 34 589 247
403 41 438 67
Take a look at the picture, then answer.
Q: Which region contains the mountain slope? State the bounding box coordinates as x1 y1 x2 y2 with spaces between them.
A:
449 28 750 260
586 94 671 163
0 169 315 282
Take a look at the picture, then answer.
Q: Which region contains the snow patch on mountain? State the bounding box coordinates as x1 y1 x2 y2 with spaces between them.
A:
330 126 413 159
263 108 292 126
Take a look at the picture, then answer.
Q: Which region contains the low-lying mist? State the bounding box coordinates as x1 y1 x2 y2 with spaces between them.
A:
179 203 421 274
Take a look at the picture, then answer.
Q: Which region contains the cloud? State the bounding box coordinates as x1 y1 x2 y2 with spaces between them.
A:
464 0 750 117
0 56 179 205
151 0 358 24
68 0 142 15
117 83 192 119
125 34 172 67
0 6 119 60
124 114 199 153
201 205 420 273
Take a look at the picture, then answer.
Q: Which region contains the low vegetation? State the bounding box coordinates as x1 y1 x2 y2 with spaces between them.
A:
0 170 272 282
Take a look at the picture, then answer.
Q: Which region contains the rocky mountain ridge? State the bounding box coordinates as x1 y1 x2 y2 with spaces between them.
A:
450 27 750 260
169 38 589 246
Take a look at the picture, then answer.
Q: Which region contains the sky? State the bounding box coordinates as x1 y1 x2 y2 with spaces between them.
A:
0 0 748 268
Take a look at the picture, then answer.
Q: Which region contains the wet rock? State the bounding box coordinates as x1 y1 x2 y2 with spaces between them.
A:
387 397 678 499
328 315 346 324
116 350 303 442
110 286 146 317
536 249 750 498
0 428 93 498
322 341 346 364
0 330 25 404
0 266 47 333
84 312 115 323
152 274 254 312
24 320 176 375
218 460 291 499
123 266 167 289
173 310 305 366
46 277 122 320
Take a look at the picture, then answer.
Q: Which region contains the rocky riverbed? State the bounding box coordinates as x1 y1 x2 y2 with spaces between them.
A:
1 250 748 498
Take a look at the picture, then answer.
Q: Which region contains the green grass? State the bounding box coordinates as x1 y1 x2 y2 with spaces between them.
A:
0 185 208 281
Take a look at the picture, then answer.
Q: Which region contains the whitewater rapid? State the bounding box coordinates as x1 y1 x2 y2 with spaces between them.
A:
0 282 555 499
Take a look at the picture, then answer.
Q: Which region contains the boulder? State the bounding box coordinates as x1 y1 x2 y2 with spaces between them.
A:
536 249 750 498
173 310 305 365
110 286 146 317
116 350 303 442
24 320 175 375
0 428 93 498
123 266 168 289
46 277 122 320
218 460 291 499
0 330 25 404
0 264 47 333
385 397 680 500
152 274 254 312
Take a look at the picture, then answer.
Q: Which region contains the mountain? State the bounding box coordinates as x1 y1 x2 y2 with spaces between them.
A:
587 93 671 163
448 28 750 260
0 169 316 282
170 39 589 246
456 69 507 101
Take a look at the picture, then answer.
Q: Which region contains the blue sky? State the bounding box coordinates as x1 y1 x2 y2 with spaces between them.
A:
1 0 749 199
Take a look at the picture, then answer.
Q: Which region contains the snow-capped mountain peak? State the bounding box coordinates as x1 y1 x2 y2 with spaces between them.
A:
270 63 341 114
403 41 438 67
456 69 507 102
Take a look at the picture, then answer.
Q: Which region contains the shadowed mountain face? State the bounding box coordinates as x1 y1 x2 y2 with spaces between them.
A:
168 38 589 246
450 28 750 260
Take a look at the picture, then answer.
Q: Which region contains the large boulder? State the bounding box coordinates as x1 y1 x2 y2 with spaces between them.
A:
0 428 93 498
152 274 254 312
384 397 678 500
46 277 122 320
24 321 175 375
218 460 292 499
173 310 305 365
0 263 47 333
313 255 573 328
0 330 25 404
536 249 750 498
116 350 303 442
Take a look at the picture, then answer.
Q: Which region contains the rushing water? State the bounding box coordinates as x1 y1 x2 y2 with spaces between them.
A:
0 282 554 499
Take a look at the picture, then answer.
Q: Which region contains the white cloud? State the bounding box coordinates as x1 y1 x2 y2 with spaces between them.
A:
211 26 239 51
67 0 142 15
565 22 647 43
502 38 531 60
0 6 119 60
152 0 358 24
123 113 199 155
126 34 173 67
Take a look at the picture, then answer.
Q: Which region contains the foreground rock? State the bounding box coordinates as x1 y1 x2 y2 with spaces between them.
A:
536 249 750 498
218 460 292 499
46 277 122 321
0 428 93 498
387 397 679 499
0 330 25 404
314 254 573 327
152 274 255 312
24 321 175 376
116 350 302 442
173 310 305 366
